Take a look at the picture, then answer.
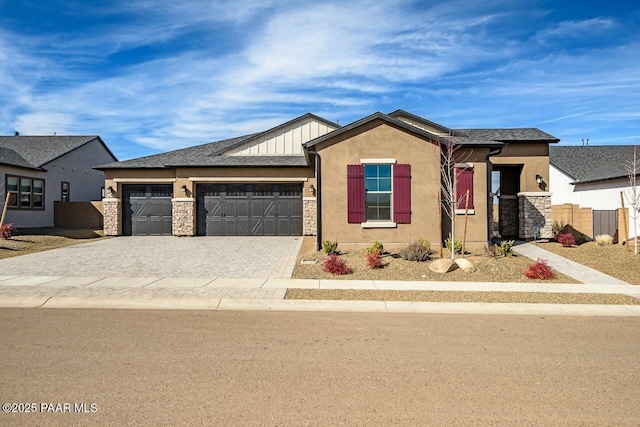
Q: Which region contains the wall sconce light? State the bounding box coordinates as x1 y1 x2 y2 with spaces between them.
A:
536 174 543 185
107 186 114 193
309 184 315 194
181 185 187 193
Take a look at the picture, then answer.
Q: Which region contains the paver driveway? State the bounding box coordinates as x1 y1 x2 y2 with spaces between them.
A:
0 236 303 279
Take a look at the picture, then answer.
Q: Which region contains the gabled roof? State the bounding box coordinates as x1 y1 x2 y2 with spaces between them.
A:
0 147 42 170
388 109 452 134
98 113 339 169
550 145 638 184
304 112 506 149
0 135 117 169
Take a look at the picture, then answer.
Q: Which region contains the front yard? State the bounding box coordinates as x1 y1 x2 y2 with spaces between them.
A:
536 241 640 285
0 228 107 260
292 237 578 283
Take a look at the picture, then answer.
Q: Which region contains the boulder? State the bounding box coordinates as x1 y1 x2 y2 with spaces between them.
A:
454 258 475 272
429 258 459 274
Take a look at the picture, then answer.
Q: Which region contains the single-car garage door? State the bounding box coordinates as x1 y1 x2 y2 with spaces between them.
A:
196 183 302 236
122 184 173 236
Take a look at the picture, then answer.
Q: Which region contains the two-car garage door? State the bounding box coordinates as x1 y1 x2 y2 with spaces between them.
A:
196 183 303 236
122 183 303 236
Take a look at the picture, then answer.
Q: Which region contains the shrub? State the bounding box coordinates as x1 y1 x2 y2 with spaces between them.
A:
400 238 432 262
524 258 555 280
0 223 15 239
322 254 352 275
322 239 339 255
552 221 567 237
595 234 613 246
445 236 463 254
557 233 576 247
496 240 515 257
366 240 384 255
484 244 499 258
365 250 383 268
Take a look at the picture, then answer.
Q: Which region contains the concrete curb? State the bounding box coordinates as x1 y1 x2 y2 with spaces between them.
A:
2 296 638 316
41 297 222 311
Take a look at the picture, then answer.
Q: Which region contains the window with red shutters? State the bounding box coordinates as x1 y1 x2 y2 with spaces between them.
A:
455 166 474 210
347 163 411 224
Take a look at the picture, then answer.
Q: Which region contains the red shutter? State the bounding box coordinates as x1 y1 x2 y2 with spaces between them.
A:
455 167 474 209
393 164 411 223
347 164 365 223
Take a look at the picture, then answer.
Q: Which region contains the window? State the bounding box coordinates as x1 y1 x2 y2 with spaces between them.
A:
455 165 474 213
347 163 411 225
61 181 70 202
364 164 392 221
5 175 44 210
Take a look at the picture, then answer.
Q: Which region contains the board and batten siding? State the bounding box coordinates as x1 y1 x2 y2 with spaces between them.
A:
228 118 338 156
394 115 449 136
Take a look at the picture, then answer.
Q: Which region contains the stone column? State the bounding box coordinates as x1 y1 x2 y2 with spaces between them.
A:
303 197 317 236
518 192 552 239
102 198 120 236
172 198 195 236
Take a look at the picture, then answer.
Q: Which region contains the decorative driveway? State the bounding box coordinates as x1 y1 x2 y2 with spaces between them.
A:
0 236 303 279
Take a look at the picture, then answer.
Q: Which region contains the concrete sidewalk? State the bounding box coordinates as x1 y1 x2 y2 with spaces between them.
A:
1 275 639 316
513 242 631 285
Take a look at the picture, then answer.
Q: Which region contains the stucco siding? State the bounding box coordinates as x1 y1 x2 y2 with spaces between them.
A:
491 143 550 193
317 121 478 248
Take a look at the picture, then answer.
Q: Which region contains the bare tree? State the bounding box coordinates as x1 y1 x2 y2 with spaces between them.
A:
436 133 469 260
623 145 640 255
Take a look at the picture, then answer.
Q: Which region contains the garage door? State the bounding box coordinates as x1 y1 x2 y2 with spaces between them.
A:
122 184 173 236
196 183 302 236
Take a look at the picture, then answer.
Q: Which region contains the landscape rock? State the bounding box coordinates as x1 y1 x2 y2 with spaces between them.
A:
454 258 475 272
429 258 459 274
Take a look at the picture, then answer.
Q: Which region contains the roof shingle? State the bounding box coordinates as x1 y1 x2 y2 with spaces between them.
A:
0 135 109 168
550 145 637 183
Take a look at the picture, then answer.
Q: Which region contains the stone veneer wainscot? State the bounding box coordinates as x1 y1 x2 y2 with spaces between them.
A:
303 197 317 236
518 192 552 239
102 198 120 236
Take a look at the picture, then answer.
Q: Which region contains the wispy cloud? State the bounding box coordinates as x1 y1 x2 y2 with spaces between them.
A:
0 0 638 157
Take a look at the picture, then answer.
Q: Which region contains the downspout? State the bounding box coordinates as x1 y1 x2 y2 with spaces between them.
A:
304 146 322 251
485 145 505 245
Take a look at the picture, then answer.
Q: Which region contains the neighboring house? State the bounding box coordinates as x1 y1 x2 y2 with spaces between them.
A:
0 134 117 228
550 145 639 240
96 111 558 249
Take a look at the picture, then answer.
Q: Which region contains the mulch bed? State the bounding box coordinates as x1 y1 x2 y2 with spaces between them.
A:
293 237 578 283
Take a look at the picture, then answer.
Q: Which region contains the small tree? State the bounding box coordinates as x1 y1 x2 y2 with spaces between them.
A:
623 145 640 255
435 133 469 260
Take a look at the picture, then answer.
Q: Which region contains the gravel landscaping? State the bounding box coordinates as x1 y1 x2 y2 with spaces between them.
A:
0 228 107 260
536 241 640 285
292 237 579 283
285 289 640 305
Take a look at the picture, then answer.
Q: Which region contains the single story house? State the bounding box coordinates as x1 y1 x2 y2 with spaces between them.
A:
96 111 558 249
550 145 639 241
0 134 117 228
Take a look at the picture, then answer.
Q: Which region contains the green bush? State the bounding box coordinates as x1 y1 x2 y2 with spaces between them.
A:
445 237 463 254
400 238 432 262
322 240 339 255
366 240 384 255
496 240 514 257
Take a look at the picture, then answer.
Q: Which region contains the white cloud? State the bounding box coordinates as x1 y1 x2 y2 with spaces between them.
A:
533 17 617 45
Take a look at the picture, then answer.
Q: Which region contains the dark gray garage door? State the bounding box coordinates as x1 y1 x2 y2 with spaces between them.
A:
196 184 302 236
122 184 173 236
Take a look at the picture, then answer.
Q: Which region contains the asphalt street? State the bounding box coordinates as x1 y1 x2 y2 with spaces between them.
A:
1 309 639 425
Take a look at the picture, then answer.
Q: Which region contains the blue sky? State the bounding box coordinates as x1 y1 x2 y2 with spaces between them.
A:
1 0 639 160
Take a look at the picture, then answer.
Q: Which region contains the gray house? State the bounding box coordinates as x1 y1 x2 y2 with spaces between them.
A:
0 134 117 228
